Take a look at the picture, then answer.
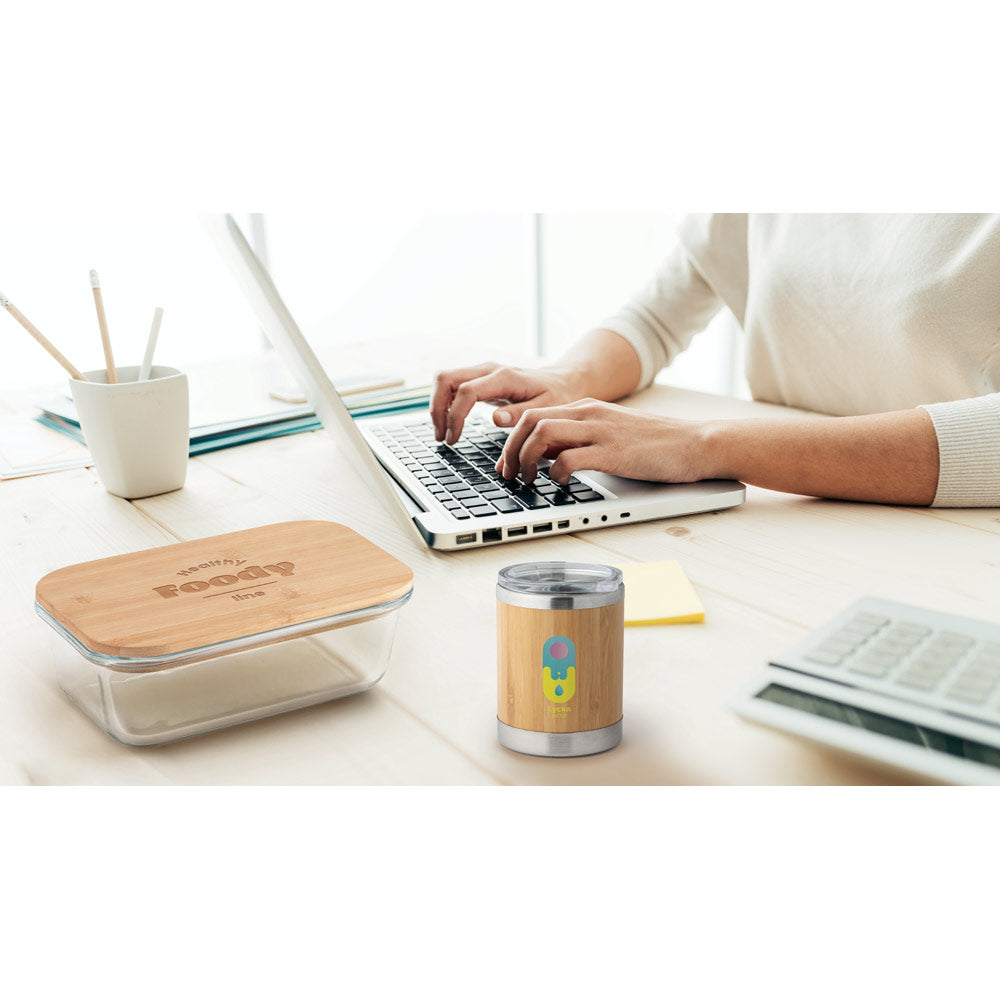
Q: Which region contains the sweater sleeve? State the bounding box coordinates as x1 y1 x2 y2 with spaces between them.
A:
919 393 1000 506
598 238 724 391
598 213 750 390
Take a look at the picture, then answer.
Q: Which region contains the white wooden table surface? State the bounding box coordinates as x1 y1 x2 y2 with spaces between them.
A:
4 354 999 785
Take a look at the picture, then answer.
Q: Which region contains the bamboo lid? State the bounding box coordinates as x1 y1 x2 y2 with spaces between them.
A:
35 520 414 660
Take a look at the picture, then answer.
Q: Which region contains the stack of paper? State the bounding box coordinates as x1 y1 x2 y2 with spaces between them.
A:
33 382 432 457
0 415 92 480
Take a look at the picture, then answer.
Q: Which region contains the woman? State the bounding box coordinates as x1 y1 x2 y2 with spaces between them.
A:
430 214 1000 507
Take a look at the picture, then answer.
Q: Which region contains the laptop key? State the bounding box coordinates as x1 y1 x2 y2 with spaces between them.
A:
514 492 550 509
492 498 521 513
549 493 576 506
450 509 471 519
570 490 603 502
470 506 498 517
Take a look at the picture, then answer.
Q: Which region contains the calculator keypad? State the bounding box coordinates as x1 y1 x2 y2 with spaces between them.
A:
778 604 1000 724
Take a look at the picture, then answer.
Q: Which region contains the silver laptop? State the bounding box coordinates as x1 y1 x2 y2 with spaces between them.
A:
204 214 746 551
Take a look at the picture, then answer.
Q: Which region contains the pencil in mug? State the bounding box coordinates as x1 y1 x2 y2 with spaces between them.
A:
89 269 117 383
0 290 89 381
138 306 164 381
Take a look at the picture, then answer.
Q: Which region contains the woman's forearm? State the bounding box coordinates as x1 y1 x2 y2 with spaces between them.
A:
546 328 643 402
701 408 940 505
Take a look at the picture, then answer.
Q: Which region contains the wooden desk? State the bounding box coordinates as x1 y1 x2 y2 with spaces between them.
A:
4 371 998 785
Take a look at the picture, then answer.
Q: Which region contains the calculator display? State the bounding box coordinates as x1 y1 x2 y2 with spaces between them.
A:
757 684 1000 770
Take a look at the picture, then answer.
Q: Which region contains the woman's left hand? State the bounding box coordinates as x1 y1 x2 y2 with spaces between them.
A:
497 399 713 486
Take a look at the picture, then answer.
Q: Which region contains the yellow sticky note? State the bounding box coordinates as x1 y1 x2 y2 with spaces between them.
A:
613 561 704 626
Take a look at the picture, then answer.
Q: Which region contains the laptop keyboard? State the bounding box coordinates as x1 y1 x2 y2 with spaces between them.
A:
371 417 606 520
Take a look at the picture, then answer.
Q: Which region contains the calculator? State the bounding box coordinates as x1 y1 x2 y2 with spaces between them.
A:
732 597 1000 784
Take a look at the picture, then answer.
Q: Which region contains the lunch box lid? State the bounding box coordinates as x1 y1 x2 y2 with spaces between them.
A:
34 520 414 661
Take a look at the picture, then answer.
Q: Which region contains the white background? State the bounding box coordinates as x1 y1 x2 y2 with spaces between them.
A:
1 212 745 395
2 0 996 995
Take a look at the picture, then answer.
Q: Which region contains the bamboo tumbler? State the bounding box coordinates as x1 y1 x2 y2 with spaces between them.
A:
497 562 624 757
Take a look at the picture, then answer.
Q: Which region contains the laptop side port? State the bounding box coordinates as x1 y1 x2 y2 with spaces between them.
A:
507 526 528 537
557 520 570 529
532 523 552 533
456 532 477 545
482 528 502 543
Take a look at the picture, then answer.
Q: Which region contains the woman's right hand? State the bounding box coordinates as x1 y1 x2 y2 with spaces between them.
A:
430 362 580 444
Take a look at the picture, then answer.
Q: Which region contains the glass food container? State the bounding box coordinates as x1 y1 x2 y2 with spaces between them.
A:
34 520 413 746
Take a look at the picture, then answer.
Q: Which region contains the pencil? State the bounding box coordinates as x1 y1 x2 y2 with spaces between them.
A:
0 290 89 381
138 306 163 381
89 269 117 383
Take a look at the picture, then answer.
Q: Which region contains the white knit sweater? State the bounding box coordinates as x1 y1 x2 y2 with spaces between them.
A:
601 214 1000 507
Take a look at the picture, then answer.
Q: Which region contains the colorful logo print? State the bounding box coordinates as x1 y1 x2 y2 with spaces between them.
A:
543 635 576 704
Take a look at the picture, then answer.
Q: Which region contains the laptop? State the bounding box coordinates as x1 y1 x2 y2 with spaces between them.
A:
204 214 746 551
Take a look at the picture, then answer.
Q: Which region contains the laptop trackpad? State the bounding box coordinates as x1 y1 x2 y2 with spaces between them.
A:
585 470 740 500
581 470 665 499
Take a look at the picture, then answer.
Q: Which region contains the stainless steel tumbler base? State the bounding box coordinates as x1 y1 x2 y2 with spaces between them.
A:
497 718 622 758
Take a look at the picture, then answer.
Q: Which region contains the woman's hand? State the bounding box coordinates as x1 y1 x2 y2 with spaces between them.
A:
430 329 645 444
497 399 710 486
430 362 581 444
495 401 942 505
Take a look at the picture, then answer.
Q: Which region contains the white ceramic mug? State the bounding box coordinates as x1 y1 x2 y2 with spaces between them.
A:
71 366 189 499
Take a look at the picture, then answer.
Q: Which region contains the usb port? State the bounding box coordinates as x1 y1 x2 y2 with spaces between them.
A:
507 526 528 537
456 532 477 545
557 520 570 529
532 523 552 533
482 528 502 543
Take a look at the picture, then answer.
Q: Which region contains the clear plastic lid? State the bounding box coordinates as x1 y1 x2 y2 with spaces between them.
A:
497 562 623 609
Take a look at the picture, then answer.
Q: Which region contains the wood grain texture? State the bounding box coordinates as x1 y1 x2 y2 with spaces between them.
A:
35 519 414 658
497 601 624 733
3 359 964 784
188 395 926 785
0 472 493 785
